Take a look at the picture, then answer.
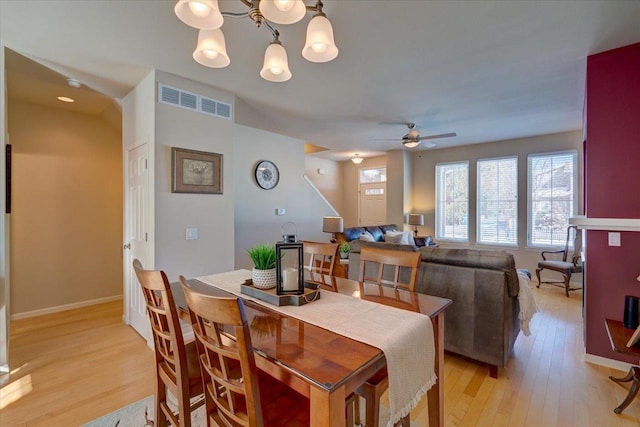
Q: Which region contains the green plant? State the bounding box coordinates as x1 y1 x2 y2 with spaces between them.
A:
247 244 278 270
339 242 350 254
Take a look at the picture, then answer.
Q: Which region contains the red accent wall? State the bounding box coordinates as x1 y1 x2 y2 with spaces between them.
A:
585 42 640 363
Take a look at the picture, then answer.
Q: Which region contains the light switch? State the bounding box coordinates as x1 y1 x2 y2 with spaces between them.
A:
276 208 286 216
186 227 199 240
608 232 621 247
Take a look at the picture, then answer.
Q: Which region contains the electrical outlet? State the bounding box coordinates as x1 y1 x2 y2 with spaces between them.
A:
186 227 199 240
608 232 621 247
276 208 286 216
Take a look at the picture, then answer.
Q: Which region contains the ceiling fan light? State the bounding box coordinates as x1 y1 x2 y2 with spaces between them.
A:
260 41 292 82
260 0 306 24
175 0 224 29
193 29 230 68
302 15 338 63
403 140 421 149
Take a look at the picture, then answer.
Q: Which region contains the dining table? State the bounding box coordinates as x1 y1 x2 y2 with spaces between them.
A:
171 271 451 427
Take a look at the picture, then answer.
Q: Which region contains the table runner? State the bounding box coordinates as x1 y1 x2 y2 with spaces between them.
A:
196 270 436 427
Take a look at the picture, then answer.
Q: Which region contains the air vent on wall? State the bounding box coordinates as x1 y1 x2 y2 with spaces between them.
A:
158 83 232 120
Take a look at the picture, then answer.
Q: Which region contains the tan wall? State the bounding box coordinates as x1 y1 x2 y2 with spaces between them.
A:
304 156 343 214
8 100 122 314
412 130 583 275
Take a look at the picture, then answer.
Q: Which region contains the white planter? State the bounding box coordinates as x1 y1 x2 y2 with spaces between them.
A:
252 268 276 289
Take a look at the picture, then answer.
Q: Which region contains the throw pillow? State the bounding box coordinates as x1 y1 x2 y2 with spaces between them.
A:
359 231 376 242
385 230 414 245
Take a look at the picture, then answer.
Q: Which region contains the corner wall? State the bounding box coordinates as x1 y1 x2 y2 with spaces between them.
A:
8 100 122 314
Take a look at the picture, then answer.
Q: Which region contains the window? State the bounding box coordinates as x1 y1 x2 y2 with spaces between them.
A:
359 167 387 183
528 151 577 247
436 162 469 240
364 188 384 196
477 157 518 245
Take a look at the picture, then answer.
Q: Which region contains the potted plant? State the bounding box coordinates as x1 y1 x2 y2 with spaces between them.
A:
247 243 278 289
339 242 350 259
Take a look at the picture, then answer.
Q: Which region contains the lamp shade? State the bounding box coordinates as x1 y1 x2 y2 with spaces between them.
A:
408 214 424 226
175 0 224 29
403 140 421 148
260 41 292 82
302 15 339 63
322 216 344 233
259 0 306 25
193 29 230 68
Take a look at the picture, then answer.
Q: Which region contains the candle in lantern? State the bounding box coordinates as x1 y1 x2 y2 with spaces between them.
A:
283 268 298 291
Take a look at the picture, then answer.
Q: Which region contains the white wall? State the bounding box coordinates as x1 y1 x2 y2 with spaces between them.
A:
234 125 334 270
153 71 236 281
412 130 583 275
304 156 343 214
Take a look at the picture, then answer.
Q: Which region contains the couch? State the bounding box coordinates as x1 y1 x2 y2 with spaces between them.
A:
348 241 520 377
336 224 437 248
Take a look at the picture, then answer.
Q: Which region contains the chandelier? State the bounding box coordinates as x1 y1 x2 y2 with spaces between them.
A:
174 0 339 82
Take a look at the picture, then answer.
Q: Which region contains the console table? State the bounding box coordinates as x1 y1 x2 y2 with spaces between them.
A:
604 318 640 414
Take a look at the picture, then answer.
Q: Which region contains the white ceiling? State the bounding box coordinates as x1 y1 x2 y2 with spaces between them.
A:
2 1 640 160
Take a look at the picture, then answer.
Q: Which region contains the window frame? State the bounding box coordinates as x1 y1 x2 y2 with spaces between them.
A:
527 150 578 248
435 161 469 242
476 155 518 247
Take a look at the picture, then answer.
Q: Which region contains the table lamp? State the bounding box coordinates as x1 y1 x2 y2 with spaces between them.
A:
322 216 343 243
408 214 424 236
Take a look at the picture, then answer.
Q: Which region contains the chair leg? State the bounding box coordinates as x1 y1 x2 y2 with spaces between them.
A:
156 381 168 427
535 267 542 288
563 273 570 297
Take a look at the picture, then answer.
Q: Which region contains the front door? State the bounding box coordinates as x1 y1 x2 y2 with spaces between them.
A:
360 182 387 225
123 143 151 344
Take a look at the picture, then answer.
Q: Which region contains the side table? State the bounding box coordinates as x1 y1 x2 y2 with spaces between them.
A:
604 318 640 414
333 258 349 279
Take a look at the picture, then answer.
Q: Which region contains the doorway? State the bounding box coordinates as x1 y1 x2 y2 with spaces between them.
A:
358 167 387 225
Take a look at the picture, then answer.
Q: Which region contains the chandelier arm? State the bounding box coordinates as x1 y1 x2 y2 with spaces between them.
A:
238 0 253 8
221 11 250 18
263 21 278 39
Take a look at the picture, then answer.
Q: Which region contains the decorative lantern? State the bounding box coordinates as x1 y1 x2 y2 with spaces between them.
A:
276 222 304 295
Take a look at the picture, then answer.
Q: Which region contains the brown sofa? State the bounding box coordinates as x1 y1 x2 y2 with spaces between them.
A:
348 241 520 377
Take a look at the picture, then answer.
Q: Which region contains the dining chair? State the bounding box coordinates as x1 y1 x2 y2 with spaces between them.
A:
179 276 311 427
535 225 583 297
356 246 420 427
358 245 422 291
303 240 339 275
132 259 204 427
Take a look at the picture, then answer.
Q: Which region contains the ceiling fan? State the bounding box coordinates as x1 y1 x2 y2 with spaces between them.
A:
378 123 457 148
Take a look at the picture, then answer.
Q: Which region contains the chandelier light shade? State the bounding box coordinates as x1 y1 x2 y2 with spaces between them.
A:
403 140 421 148
175 0 224 29
260 37 292 82
302 13 338 63
259 0 307 25
193 28 230 68
351 153 363 164
175 0 338 82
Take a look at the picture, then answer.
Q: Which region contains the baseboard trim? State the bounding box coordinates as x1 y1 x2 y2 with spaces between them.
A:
11 295 123 320
585 352 634 373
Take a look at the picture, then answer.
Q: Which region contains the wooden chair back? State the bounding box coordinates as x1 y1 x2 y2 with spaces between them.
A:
132 259 202 426
179 276 263 427
303 241 339 276
358 246 421 291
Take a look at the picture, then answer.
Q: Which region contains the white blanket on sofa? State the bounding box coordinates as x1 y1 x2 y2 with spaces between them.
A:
518 270 539 336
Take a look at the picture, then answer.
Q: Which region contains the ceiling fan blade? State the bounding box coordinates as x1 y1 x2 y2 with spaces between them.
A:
417 132 457 141
372 138 402 142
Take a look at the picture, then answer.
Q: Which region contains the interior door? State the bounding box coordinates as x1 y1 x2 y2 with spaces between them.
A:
124 143 151 344
360 182 387 225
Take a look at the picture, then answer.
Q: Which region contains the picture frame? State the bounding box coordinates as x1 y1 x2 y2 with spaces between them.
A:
171 147 222 194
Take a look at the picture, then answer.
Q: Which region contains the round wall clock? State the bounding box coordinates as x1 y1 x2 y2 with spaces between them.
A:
254 160 280 190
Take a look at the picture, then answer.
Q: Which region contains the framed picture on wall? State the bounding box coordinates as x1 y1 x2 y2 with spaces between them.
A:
171 147 223 194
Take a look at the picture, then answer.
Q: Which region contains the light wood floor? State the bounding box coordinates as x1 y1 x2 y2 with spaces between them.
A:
1 285 640 426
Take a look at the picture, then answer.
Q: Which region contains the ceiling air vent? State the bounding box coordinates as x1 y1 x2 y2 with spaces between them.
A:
158 83 232 120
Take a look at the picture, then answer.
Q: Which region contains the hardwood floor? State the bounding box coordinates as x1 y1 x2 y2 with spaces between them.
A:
1 285 639 426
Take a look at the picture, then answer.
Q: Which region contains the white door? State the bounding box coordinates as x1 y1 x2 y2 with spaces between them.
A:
124 143 151 344
360 182 387 225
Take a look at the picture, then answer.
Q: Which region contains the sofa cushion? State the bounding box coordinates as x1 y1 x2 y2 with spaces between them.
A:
359 231 376 242
385 230 415 245
364 226 385 242
343 227 365 242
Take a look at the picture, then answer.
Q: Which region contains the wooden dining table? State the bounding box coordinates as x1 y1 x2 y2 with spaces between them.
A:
171 273 451 427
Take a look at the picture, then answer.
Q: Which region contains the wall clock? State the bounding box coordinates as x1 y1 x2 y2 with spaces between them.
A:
255 160 279 190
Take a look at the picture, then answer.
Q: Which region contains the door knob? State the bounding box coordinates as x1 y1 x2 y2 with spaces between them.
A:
124 243 131 250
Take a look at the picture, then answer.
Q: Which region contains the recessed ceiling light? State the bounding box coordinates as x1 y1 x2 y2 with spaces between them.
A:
57 96 75 103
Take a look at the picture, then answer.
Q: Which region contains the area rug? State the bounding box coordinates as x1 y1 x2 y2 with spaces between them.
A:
83 394 415 427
